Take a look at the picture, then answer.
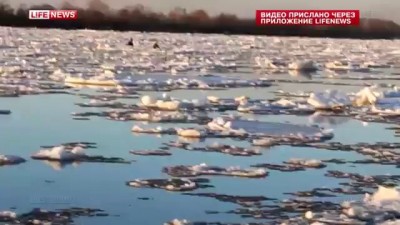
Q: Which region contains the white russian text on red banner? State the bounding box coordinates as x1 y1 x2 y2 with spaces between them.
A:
255 10 360 26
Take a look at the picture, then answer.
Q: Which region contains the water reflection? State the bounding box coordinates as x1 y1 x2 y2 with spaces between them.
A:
308 112 351 126
43 160 82 171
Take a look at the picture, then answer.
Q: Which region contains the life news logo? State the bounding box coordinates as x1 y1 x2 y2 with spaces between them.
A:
29 10 78 20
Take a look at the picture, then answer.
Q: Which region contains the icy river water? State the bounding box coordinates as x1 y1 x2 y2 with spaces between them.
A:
1 28 400 225
0 86 398 225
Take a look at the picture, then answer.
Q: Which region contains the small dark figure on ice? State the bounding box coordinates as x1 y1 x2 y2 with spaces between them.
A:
153 42 160 49
127 38 133 46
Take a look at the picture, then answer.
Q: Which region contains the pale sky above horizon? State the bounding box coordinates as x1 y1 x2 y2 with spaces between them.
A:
6 0 400 22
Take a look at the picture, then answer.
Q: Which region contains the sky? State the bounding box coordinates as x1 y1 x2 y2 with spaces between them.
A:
7 0 400 22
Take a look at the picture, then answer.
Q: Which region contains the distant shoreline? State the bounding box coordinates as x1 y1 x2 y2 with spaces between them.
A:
3 23 399 40
0 1 399 40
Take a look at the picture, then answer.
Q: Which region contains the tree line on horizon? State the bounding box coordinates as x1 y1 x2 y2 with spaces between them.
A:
0 0 399 39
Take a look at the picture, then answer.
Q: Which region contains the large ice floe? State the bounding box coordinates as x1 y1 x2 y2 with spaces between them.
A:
0 208 107 224
294 186 400 225
32 145 86 161
126 178 212 192
351 87 400 116
325 60 356 71
128 111 189 123
163 163 268 178
140 94 181 111
65 73 272 90
164 186 400 225
176 128 206 138
207 116 334 140
237 98 315 114
139 93 209 111
131 125 176 134
307 90 352 110
178 142 262 157
31 145 130 164
352 87 381 106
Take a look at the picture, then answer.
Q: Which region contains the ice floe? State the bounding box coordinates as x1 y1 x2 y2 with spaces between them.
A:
0 208 107 224
307 90 351 110
131 125 176 134
0 155 26 166
176 128 206 138
126 178 212 191
353 87 381 106
207 116 334 140
31 145 130 164
163 163 268 178
325 60 356 71
171 142 262 157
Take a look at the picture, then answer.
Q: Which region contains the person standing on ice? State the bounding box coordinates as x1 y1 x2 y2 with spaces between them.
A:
153 42 160 49
127 38 133 46
152 41 167 61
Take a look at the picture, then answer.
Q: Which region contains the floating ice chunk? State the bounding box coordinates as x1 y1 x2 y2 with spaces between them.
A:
0 155 26 165
207 119 226 131
342 205 365 218
163 163 268 178
176 128 205 138
32 146 86 161
353 87 380 106
49 69 68 81
0 211 16 218
131 125 176 134
364 186 400 205
255 57 284 69
237 104 258 112
234 96 249 103
325 60 354 70
252 138 276 147
141 95 157 106
164 219 190 225
207 117 332 140
127 178 198 192
310 222 325 225
237 99 299 113
155 100 181 111
307 90 351 109
305 211 314 219
140 94 183 111
170 67 178 75
130 111 187 122
273 99 297 107
284 158 326 169
64 76 117 86
371 105 400 116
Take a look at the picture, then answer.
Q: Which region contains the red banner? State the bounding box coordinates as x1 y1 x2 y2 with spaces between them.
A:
256 10 360 26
